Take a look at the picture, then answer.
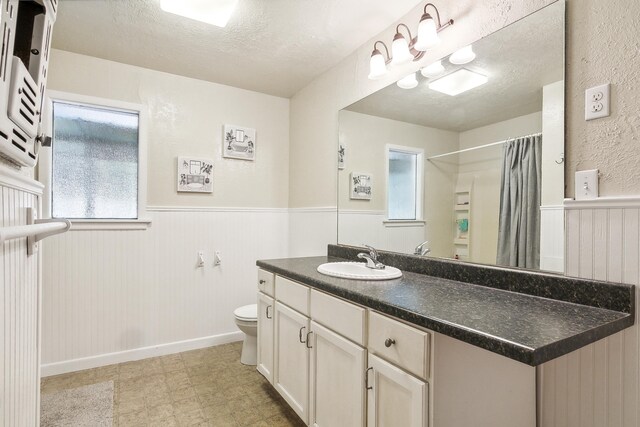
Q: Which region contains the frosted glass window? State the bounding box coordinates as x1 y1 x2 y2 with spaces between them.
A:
51 101 139 219
388 150 418 220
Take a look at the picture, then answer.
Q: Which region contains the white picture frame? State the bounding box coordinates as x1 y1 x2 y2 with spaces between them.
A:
350 172 372 200
223 124 256 160
338 142 346 170
177 157 213 193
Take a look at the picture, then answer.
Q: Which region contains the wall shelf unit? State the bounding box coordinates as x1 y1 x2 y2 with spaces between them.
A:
453 189 471 260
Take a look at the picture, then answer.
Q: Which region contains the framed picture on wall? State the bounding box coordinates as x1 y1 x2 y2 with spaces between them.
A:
223 124 256 161
338 142 346 170
177 157 213 193
350 172 372 200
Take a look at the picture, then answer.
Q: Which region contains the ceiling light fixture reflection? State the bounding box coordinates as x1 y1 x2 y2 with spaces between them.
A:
160 0 239 27
428 69 488 96
449 45 476 65
397 73 419 89
368 2 454 80
420 60 445 78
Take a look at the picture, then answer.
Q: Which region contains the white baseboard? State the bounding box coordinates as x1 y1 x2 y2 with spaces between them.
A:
41 331 244 377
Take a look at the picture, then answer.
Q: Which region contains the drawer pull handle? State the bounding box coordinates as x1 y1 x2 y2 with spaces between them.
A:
299 326 307 343
365 367 373 390
384 338 396 348
266 305 272 319
306 331 313 349
259 279 266 284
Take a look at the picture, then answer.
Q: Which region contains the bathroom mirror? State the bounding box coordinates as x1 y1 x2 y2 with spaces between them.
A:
337 1 565 273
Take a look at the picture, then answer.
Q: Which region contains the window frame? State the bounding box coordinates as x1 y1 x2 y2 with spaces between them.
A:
384 144 425 225
39 90 150 230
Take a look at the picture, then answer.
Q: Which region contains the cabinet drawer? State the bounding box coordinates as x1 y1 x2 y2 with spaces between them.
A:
276 276 309 315
368 311 430 379
258 269 275 296
310 290 366 346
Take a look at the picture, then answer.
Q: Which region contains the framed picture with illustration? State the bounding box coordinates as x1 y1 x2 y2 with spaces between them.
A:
350 172 372 200
177 157 213 193
223 124 256 160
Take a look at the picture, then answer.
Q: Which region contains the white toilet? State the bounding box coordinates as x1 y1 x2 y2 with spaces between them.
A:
234 304 258 365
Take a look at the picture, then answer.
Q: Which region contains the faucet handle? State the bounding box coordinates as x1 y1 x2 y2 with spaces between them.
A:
363 244 379 260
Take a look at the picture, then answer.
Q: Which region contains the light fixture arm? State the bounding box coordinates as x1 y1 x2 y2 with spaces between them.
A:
395 23 414 41
423 3 454 32
373 40 391 64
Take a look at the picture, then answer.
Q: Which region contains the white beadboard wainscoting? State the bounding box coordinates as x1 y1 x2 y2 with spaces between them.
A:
41 206 289 376
538 197 640 427
540 205 565 273
338 210 426 255
288 207 337 257
0 169 43 426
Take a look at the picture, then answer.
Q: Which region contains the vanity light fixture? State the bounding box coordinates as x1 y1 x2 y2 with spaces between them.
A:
449 45 476 65
367 2 454 80
160 0 239 27
428 68 488 96
421 60 445 78
397 72 419 89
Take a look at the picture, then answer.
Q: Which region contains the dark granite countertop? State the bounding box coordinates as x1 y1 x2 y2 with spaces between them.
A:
256 255 634 366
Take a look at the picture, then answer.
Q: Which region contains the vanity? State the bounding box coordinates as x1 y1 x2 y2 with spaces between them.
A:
255 245 634 427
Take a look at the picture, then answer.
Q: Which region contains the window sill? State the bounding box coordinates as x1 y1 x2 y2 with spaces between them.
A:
68 219 152 231
383 220 426 228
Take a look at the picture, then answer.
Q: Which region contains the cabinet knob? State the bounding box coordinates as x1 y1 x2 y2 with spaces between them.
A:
259 279 266 284
384 338 396 348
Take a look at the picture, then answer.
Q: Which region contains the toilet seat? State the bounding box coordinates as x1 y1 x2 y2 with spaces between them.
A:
234 304 257 321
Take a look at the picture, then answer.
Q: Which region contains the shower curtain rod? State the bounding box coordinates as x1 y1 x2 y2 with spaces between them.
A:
427 132 542 160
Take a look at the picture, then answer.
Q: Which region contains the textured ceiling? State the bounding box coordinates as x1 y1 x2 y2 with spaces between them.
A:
345 2 564 132
51 0 422 98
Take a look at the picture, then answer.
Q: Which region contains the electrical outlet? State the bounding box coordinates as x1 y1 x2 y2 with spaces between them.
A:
585 84 610 120
575 169 599 200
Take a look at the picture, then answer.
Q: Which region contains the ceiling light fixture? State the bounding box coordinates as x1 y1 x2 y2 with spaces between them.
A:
420 60 445 78
449 45 476 65
397 73 419 89
428 69 488 96
367 2 454 80
160 0 239 28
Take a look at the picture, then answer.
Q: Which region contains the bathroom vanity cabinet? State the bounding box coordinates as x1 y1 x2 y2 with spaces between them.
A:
256 268 537 427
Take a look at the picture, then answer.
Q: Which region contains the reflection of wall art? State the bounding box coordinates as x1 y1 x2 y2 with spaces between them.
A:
338 143 346 170
223 124 256 161
178 157 213 193
350 173 372 200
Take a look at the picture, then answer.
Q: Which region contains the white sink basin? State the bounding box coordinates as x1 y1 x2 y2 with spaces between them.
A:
317 262 402 281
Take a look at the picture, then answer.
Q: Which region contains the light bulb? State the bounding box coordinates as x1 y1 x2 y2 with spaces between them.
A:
391 33 413 66
397 73 418 89
421 60 445 78
449 45 476 65
415 13 440 51
368 49 388 80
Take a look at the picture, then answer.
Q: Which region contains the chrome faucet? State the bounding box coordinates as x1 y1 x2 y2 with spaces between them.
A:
414 241 431 256
357 245 385 270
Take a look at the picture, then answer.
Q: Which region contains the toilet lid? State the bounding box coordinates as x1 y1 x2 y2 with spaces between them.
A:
234 304 257 321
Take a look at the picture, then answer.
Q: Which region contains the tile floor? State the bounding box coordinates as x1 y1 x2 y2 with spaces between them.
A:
41 342 305 426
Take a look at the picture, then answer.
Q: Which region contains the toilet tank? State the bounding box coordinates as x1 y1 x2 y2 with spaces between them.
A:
0 0 57 167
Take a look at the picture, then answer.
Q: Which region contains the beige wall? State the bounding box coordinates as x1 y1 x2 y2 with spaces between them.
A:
47 49 290 208
458 112 543 265
565 0 640 197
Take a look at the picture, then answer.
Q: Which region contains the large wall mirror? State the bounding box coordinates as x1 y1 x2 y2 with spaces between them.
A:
338 1 565 273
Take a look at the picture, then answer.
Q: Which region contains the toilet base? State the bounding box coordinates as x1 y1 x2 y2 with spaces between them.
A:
240 334 257 365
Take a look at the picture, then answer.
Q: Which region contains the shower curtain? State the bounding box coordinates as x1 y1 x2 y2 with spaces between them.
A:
496 134 542 269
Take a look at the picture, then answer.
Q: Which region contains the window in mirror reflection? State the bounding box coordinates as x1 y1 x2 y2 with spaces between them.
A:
387 146 424 221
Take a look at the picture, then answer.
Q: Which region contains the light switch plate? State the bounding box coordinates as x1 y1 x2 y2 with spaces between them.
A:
585 83 610 120
575 169 599 200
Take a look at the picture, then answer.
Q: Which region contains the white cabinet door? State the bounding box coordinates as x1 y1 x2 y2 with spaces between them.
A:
367 353 428 427
309 321 366 427
257 292 274 383
274 302 310 424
